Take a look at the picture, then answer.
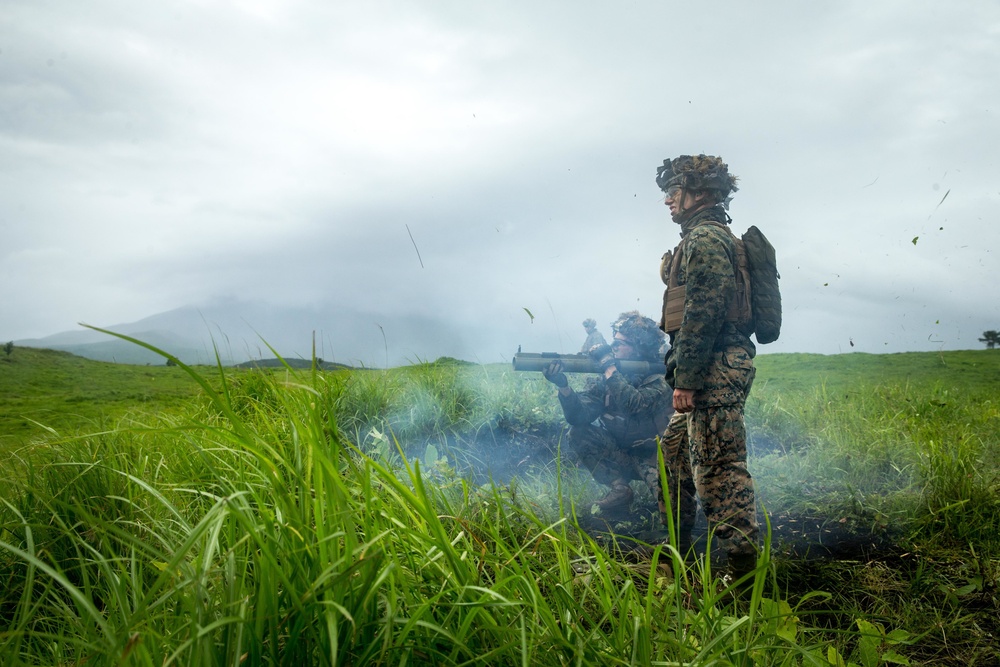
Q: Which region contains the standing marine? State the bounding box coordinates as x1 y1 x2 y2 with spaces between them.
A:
656 154 758 575
580 318 608 353
543 311 673 518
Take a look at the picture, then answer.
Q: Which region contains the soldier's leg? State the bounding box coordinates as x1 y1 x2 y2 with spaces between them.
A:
636 446 660 505
658 412 698 536
633 440 664 516
568 425 634 512
688 405 758 558
568 425 621 486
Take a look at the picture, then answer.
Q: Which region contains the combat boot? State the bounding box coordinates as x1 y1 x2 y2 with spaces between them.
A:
595 482 633 515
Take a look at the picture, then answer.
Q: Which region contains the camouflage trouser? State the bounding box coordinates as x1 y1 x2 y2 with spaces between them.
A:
659 411 698 534
688 404 758 556
567 424 660 494
669 346 758 557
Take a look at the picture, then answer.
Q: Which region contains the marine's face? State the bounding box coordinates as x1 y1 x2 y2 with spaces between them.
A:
664 186 707 222
612 334 638 361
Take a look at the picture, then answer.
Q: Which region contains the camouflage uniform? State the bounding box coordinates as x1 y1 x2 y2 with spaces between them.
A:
663 203 758 559
557 369 672 507
580 328 608 354
659 411 698 536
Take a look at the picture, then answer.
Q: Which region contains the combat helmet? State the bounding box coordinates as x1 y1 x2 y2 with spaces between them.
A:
611 311 664 360
655 154 739 206
582 318 597 329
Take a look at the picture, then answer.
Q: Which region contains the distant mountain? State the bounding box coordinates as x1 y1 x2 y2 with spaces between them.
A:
17 326 222 366
40 333 217 366
14 299 502 368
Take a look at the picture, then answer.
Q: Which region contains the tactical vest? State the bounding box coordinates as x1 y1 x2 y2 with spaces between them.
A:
660 221 752 334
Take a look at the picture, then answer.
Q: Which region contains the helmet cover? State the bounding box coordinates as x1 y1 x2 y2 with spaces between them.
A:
611 311 665 360
655 154 739 204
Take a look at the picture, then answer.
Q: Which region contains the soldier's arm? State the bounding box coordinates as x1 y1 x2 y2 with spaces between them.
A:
605 372 671 414
673 227 734 390
557 381 603 426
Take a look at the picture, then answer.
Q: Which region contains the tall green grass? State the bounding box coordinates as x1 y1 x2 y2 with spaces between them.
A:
748 376 1000 547
1 341 883 666
746 358 1000 667
2 344 998 664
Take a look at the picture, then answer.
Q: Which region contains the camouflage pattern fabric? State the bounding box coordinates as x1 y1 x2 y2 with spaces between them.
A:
656 155 739 203
689 418 756 553
580 329 608 353
659 411 698 532
658 352 757 556
664 205 756 393
567 423 658 488
559 371 672 498
694 346 756 406
661 203 759 558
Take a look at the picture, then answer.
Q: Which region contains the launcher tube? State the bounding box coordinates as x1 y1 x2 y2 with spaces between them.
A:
512 352 666 376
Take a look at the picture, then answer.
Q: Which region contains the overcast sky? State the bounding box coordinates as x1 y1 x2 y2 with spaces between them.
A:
2 1 998 366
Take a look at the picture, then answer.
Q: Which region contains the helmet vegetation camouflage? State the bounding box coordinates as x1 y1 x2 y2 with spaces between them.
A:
611 311 664 360
655 154 739 205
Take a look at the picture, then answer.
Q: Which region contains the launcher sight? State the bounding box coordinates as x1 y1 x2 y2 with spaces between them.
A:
512 352 666 376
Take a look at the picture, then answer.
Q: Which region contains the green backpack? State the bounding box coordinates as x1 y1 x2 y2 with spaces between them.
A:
740 225 782 344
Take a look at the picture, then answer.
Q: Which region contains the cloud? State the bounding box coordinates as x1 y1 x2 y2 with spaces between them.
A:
2 0 999 360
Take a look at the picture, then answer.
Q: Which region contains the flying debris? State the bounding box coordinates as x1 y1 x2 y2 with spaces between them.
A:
405 224 424 268
935 189 950 209
912 236 919 245
523 307 535 324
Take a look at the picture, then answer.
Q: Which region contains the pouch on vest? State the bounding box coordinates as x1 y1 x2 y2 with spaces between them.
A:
661 242 685 334
658 223 779 343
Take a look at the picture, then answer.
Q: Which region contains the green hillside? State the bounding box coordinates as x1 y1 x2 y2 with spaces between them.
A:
4 346 998 445
754 349 1000 394
0 346 208 441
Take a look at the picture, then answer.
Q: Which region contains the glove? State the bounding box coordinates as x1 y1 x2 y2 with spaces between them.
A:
587 343 616 372
542 361 568 388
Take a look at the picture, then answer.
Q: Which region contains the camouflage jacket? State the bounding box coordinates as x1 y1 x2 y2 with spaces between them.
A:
580 330 608 353
558 370 673 445
665 205 755 391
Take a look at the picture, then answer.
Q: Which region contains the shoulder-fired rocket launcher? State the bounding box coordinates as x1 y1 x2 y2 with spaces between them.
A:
511 352 666 376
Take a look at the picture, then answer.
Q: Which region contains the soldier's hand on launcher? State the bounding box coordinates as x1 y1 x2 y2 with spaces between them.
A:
542 361 568 388
587 343 616 372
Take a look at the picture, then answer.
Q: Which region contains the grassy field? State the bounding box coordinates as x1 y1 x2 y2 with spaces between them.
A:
0 347 207 440
0 342 998 665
